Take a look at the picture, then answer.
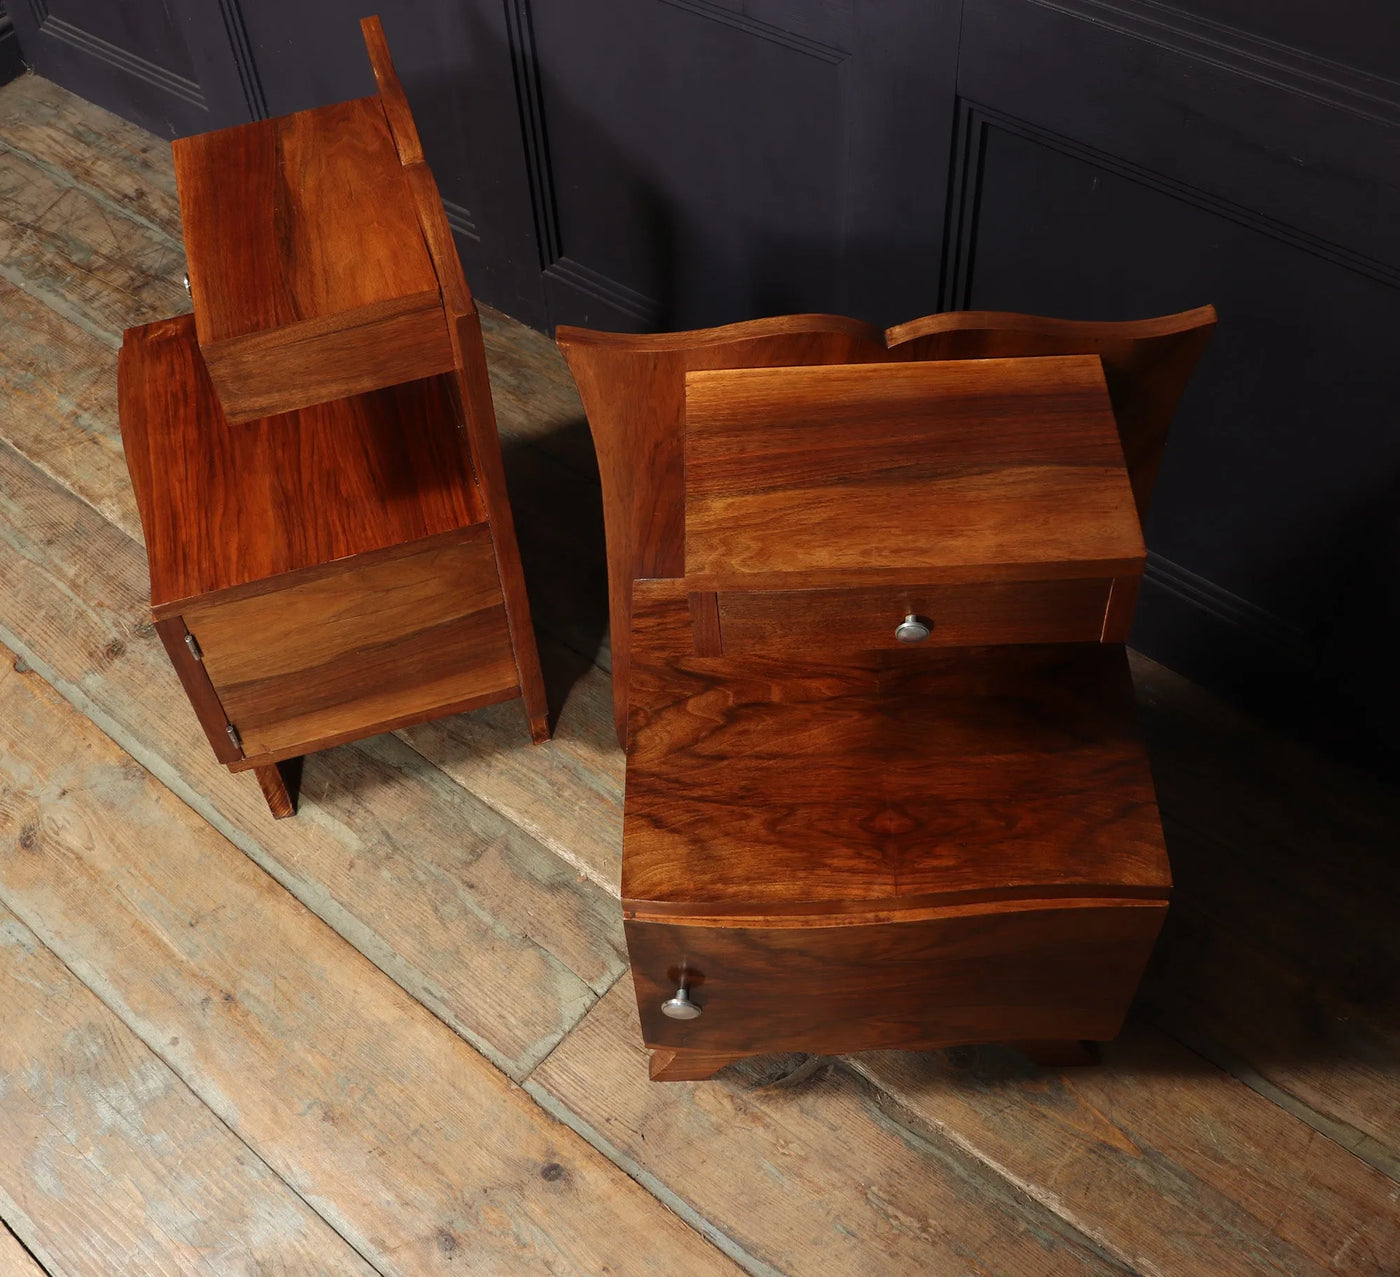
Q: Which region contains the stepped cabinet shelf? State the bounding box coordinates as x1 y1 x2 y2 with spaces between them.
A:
118 17 546 818
559 306 1215 1081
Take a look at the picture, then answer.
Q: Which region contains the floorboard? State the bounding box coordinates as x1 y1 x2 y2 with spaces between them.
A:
0 68 1397 1276
0 654 740 1276
0 905 376 1276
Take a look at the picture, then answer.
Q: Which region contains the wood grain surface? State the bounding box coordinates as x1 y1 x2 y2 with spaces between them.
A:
886 306 1218 520
623 580 1168 913
716 576 1114 655
556 315 890 743
0 904 375 1276
118 314 484 614
627 900 1166 1055
173 94 452 419
0 656 740 1277
684 355 1144 590
183 530 517 761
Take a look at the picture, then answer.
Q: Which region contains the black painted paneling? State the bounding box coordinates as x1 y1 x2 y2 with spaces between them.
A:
0 3 24 86
957 0 1400 762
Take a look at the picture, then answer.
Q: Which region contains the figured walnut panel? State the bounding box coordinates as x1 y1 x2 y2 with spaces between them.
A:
684 355 1145 591
627 900 1167 1055
117 315 483 614
716 577 1114 655
623 580 1169 913
184 530 517 761
173 94 453 420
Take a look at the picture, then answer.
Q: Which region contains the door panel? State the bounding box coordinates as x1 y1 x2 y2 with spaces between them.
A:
6 0 260 135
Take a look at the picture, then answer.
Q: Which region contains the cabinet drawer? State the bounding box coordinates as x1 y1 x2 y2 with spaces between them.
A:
627 901 1166 1056
182 531 517 760
715 578 1114 655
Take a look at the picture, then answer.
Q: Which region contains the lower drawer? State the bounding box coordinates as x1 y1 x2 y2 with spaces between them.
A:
715 578 1114 656
626 900 1166 1055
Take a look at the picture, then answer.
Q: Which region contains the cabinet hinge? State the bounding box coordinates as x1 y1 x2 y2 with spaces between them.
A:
225 723 242 752
184 631 203 662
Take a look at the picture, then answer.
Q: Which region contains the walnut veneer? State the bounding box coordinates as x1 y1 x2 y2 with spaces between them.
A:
559 306 1215 1080
119 18 546 817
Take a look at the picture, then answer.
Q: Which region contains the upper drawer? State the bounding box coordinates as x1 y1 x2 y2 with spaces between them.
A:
715 577 1115 655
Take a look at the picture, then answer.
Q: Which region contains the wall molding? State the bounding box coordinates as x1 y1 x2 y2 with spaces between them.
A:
25 1 204 107
545 256 660 325
503 0 561 272
441 198 479 244
1025 0 1400 128
1143 552 1313 666
941 99 1400 312
213 0 266 120
654 0 848 65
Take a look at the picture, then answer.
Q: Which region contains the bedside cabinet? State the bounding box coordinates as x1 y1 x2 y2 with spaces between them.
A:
560 306 1215 1080
118 18 546 817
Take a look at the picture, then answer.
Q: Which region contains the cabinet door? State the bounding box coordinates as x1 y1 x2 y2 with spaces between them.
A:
181 532 518 763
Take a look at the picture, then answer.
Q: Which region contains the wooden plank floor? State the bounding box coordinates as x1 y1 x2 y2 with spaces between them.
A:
0 71 1397 1275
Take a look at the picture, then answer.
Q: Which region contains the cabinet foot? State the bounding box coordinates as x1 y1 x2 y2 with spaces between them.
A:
253 758 302 819
528 711 551 745
1010 1039 1100 1067
649 1047 748 1082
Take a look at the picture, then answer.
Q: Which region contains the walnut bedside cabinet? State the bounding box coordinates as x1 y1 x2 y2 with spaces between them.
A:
118 18 546 819
559 306 1215 1080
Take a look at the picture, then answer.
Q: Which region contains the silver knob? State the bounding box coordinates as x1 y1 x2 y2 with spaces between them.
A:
895 614 931 643
661 985 702 1020
182 272 190 293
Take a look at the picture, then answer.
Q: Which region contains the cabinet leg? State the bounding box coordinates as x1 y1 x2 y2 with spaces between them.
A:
528 710 550 745
648 1047 748 1082
1011 1039 1100 1067
253 758 302 820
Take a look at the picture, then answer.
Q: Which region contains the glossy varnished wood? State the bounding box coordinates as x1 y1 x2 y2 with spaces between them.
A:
623 581 1169 916
182 529 517 763
557 315 889 745
684 356 1144 591
118 314 484 616
173 95 454 420
627 900 1166 1057
559 307 1211 744
885 307 1217 521
715 577 1114 656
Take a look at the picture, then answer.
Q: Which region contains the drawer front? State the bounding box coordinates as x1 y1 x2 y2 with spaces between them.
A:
183 531 518 760
627 902 1166 1056
716 578 1114 655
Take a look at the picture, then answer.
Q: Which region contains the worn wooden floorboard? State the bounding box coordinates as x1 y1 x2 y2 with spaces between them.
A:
0 904 377 1276
0 74 182 240
0 437 620 1078
530 977 1134 1277
0 654 742 1276
1130 656 1400 1178
851 1029 1400 1277
2 68 1398 1277
0 1220 47 1276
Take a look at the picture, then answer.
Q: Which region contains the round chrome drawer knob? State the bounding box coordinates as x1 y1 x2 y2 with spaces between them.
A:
661 985 702 1020
895 614 931 644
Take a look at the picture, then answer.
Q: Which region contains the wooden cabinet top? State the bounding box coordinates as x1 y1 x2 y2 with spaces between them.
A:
172 92 454 421
117 314 484 616
621 580 1169 919
683 354 1145 591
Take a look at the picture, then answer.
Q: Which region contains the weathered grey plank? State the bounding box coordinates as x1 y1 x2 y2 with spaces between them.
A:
0 143 187 345
0 654 742 1277
851 1028 1400 1277
529 976 1134 1277
0 1221 46 1276
0 904 376 1276
0 436 621 1078
0 74 182 239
